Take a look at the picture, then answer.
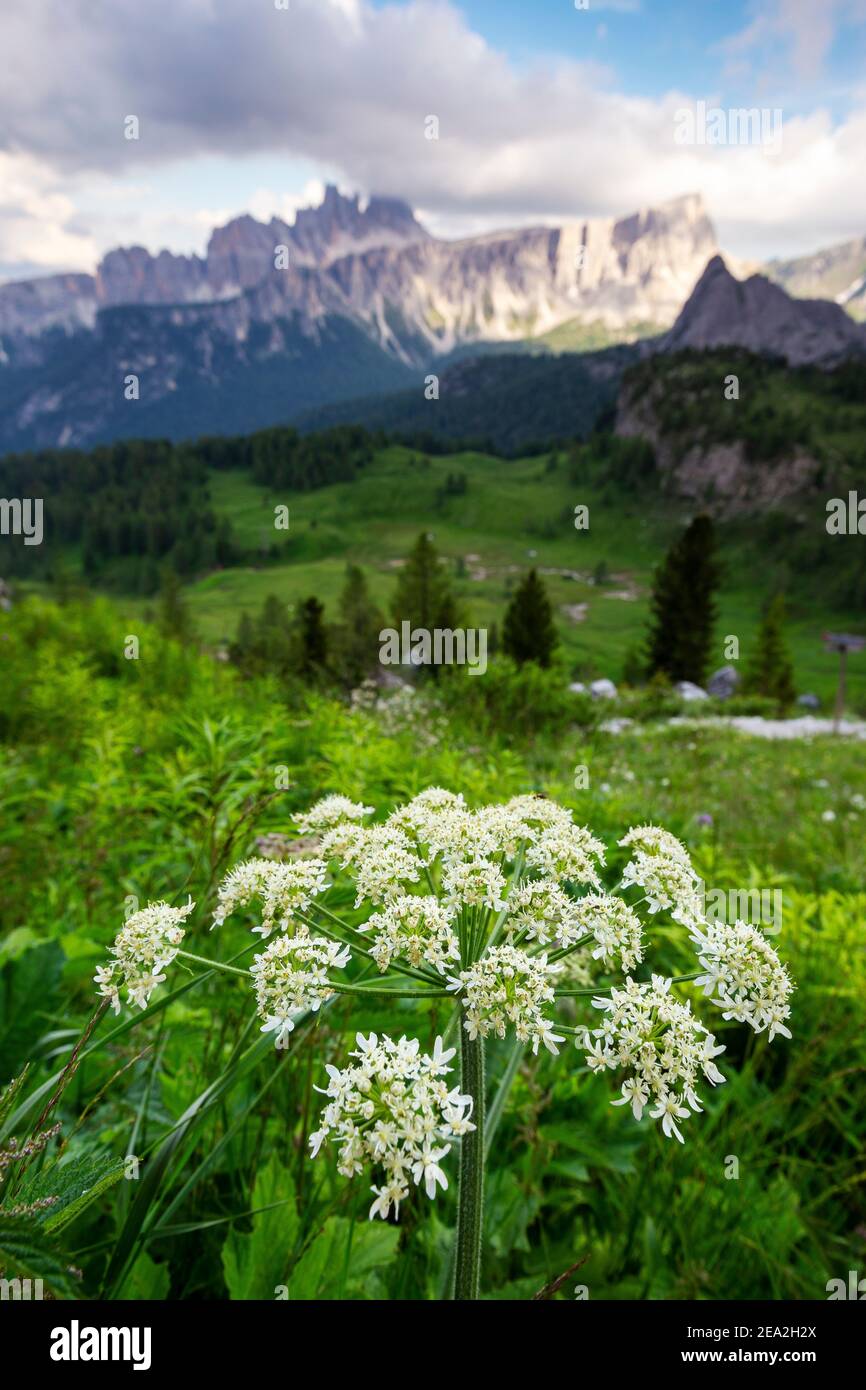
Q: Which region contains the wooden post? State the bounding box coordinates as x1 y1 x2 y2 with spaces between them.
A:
822 633 865 733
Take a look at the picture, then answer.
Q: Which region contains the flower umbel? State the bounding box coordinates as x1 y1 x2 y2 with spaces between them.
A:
95 898 194 1013
309 1032 474 1220
251 931 351 1048
583 974 727 1143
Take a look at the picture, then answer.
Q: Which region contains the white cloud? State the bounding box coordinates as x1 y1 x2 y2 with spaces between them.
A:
0 0 864 277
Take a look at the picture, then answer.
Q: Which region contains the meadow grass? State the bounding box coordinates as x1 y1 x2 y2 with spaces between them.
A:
0 601 863 1299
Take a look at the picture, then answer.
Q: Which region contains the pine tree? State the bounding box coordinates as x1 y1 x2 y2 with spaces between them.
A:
393 532 459 634
334 564 383 688
156 566 194 645
744 593 796 710
646 515 719 685
296 596 328 678
502 569 557 668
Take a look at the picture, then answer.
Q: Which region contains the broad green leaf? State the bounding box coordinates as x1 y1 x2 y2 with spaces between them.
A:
221 1155 298 1300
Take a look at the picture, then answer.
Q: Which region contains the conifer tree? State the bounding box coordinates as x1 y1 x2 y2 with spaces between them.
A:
297 596 328 678
156 566 194 645
646 515 719 685
744 593 796 710
502 569 557 668
393 532 459 634
334 564 383 688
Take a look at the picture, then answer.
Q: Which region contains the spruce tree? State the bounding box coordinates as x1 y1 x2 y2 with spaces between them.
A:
502 569 557 668
334 564 383 688
393 532 459 634
156 566 194 645
297 596 328 678
744 593 796 710
646 515 719 685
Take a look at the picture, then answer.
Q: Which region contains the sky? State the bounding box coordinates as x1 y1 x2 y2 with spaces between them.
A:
1 0 865 282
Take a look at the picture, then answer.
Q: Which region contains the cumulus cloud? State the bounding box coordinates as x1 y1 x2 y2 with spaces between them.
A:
0 0 864 276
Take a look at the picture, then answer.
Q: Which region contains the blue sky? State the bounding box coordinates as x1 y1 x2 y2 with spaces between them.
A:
1 0 865 279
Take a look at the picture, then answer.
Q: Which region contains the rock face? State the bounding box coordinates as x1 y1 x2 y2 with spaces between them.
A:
658 255 866 367
0 187 716 363
0 186 725 448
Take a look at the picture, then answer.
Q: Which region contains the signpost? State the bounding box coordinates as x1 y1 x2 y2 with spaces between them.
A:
822 633 866 733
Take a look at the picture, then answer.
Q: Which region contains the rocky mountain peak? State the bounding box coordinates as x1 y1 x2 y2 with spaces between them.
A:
659 254 866 366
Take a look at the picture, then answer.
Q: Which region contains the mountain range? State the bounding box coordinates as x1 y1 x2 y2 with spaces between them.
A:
0 186 864 452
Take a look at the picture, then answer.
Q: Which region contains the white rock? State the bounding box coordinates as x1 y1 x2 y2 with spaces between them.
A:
590 678 618 700
675 681 709 701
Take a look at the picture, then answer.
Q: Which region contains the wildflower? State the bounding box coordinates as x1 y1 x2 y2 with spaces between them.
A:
294 795 374 834
506 879 582 946
449 944 564 1054
359 894 460 974
582 975 727 1142
259 859 329 935
570 894 644 971
251 933 351 1047
309 1032 474 1218
619 824 694 867
620 849 704 926
95 899 194 1013
212 859 275 928
442 858 507 912
212 857 327 935
351 825 423 906
524 823 605 885
689 919 794 1040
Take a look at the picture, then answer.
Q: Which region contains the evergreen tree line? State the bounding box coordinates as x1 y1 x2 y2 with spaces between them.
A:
227 520 797 712
0 424 376 580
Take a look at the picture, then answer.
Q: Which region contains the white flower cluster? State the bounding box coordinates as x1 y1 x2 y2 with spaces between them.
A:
359 894 460 974
213 857 328 935
251 931 351 1048
522 822 604 884
618 824 704 925
571 894 645 972
309 1032 474 1220
583 975 727 1143
350 824 423 906
293 795 373 834
690 919 794 1040
449 944 565 1055
442 857 507 911
506 879 583 946
95 899 194 1014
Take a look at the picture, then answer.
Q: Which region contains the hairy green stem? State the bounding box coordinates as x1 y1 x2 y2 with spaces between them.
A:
454 1029 485 1300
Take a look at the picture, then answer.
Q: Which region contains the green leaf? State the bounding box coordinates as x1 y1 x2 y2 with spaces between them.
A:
116 1252 171 1301
0 1215 76 1297
0 941 65 1084
289 1216 400 1300
17 1149 126 1234
221 1155 298 1300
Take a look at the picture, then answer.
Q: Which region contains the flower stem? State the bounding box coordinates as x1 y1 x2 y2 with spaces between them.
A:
454 1029 485 1300
176 949 250 978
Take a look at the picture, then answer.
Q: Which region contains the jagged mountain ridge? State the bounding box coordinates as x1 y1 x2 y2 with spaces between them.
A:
1 187 863 453
0 186 716 364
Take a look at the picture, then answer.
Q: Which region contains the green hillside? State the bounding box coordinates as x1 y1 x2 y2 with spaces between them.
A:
6 437 863 708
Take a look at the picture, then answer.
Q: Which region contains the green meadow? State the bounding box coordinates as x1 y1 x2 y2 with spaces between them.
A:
85 444 866 708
